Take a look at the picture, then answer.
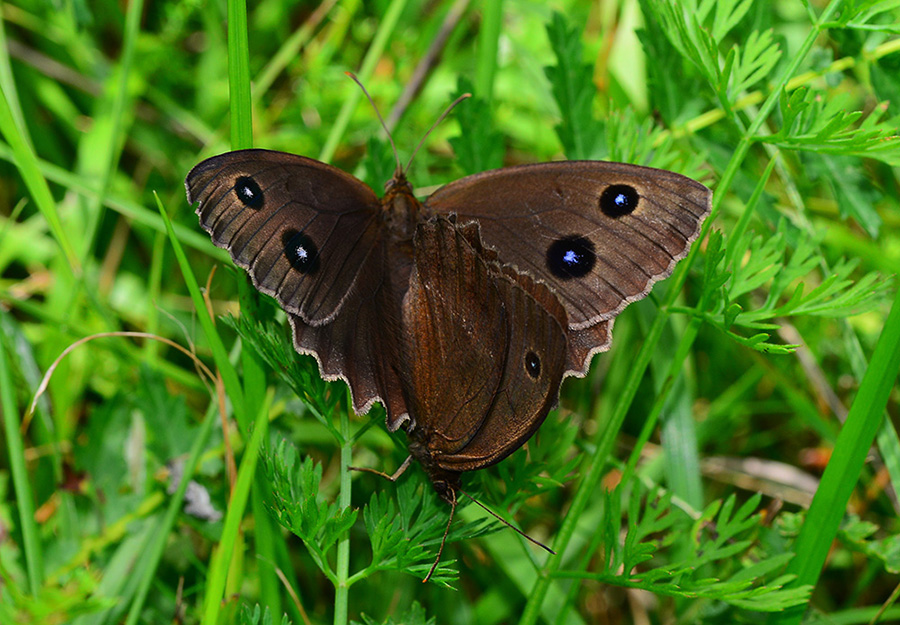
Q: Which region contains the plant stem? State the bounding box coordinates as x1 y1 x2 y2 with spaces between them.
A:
227 0 253 150
475 0 502 101
334 405 353 625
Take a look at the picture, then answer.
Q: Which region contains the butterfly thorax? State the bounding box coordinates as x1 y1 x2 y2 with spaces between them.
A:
381 172 423 242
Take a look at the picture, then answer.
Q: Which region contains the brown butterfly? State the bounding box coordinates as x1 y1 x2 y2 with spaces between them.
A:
185 87 711 577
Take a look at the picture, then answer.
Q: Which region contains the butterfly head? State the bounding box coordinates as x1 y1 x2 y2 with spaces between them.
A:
431 475 460 506
383 168 413 194
406 434 462 505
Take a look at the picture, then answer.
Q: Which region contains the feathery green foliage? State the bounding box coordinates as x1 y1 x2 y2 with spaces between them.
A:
558 487 810 610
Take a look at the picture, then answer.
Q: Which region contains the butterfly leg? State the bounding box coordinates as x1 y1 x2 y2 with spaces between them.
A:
348 454 412 482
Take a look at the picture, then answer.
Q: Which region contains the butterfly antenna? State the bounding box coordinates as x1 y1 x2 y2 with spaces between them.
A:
346 71 402 175
424 494 457 583
403 92 471 177
459 489 555 555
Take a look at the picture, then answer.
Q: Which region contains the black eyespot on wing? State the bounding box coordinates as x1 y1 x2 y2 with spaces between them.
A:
546 235 596 279
525 351 541 378
599 184 638 217
234 176 264 209
282 229 320 274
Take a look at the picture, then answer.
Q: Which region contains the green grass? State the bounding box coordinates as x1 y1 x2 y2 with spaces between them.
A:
2 1 900 624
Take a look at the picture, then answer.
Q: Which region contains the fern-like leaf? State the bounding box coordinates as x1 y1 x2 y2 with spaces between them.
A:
557 483 811 610
721 28 782 105
545 12 604 159
767 89 900 165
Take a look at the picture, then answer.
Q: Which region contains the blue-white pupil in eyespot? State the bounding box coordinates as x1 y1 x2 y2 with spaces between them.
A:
234 176 263 208
599 184 638 217
546 234 595 279
282 230 319 274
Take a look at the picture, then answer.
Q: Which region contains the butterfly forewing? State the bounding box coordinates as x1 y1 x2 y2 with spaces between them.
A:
186 149 384 325
287 241 411 429
425 161 711 332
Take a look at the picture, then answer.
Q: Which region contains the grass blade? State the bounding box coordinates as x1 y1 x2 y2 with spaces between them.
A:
201 392 271 625
771 281 900 624
0 311 44 593
0 85 80 274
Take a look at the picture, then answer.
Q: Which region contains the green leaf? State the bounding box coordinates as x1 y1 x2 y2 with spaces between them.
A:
448 76 504 175
644 0 722 89
833 0 900 32
766 88 900 166
722 28 782 105
225 308 344 435
555 481 810 609
636 1 707 122
812 153 884 237
710 0 755 42
544 12 604 159
239 604 291 625
356 474 496 588
605 108 709 175
700 221 891 352
263 442 358 573
839 515 900 574
352 601 435 625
